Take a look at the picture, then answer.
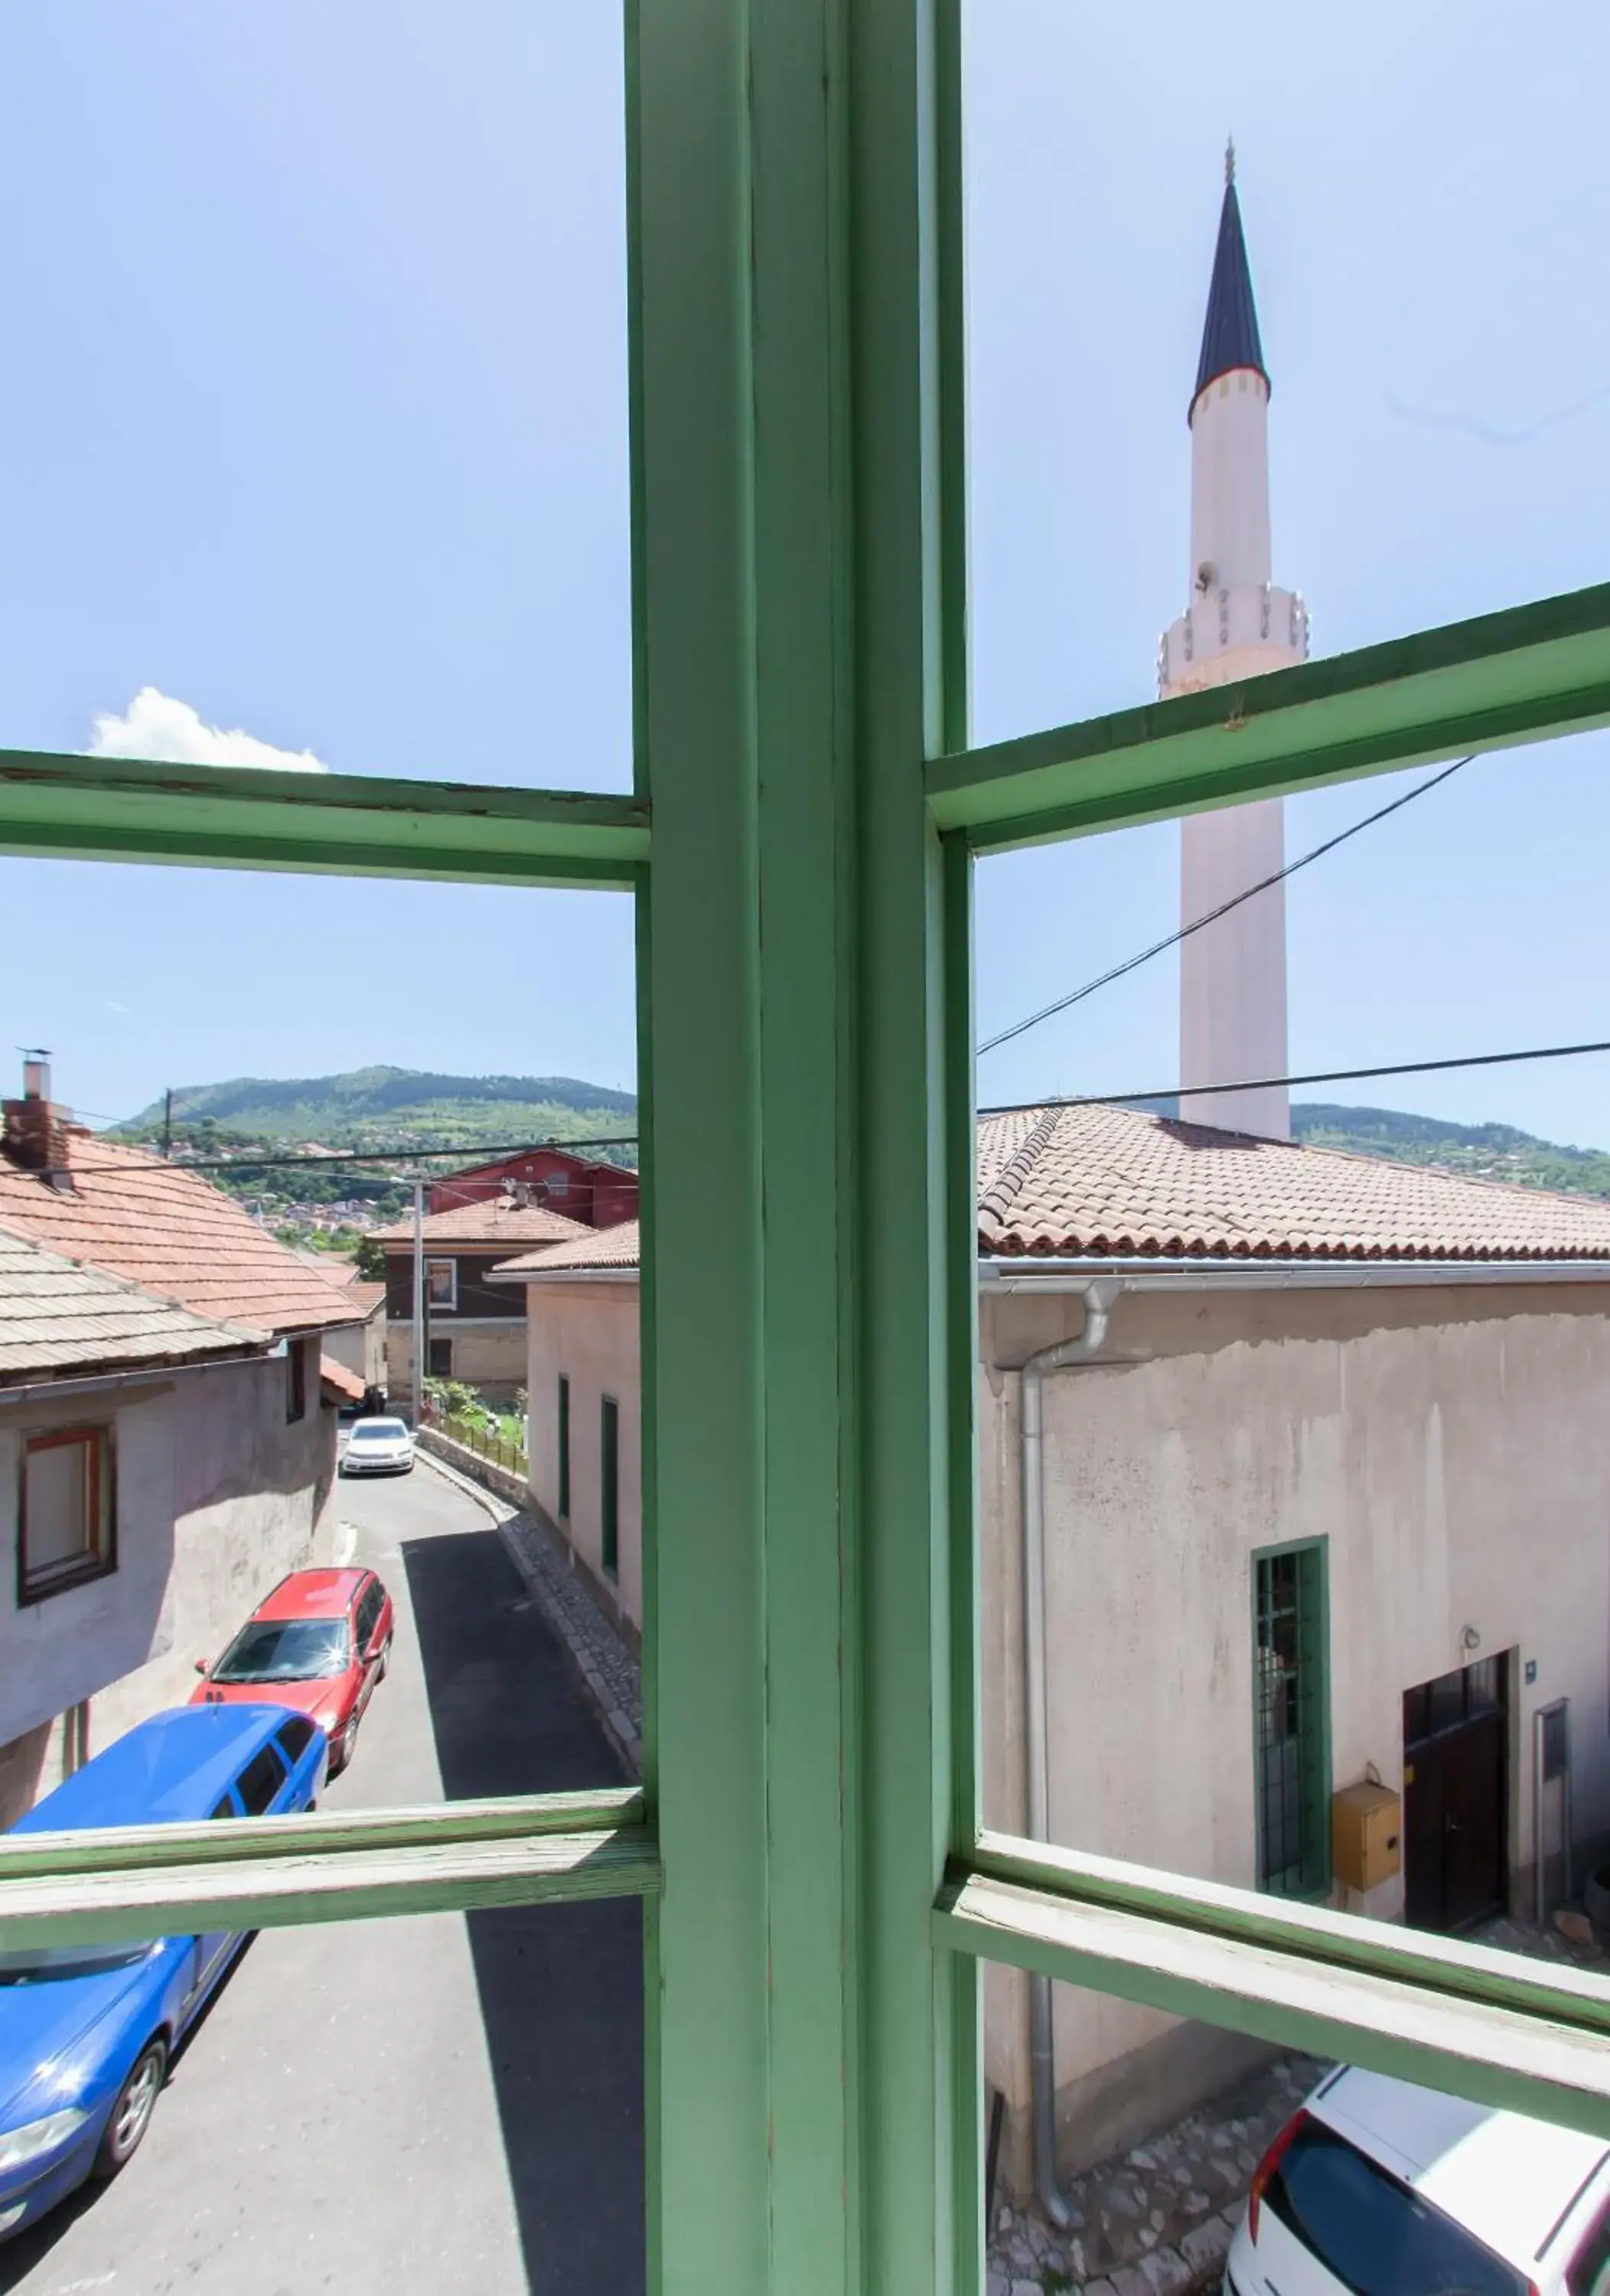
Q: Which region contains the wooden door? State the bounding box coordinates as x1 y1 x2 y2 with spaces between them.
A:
1403 1658 1508 1932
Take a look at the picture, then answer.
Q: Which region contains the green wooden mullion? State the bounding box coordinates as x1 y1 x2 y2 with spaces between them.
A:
630 0 770 2290
926 582 1610 851
751 0 862 2287
0 1787 644 1880
941 833 983 2295
936 1870 1610 2144
0 1822 659 1952
852 0 966 2285
0 748 648 888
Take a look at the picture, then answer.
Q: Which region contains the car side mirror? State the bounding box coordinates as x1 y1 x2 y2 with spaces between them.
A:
194 1658 210 1675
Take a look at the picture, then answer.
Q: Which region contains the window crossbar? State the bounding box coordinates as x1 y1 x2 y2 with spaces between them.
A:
927 580 1610 852
0 748 648 888
937 1831 1610 2141
0 1789 657 1949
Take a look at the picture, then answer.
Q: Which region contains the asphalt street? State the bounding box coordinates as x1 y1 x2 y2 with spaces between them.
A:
0 1460 644 2296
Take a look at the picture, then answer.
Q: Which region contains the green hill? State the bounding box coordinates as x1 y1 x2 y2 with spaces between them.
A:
108 1067 640 1236
117 1065 636 1150
1291 1103 1610 1200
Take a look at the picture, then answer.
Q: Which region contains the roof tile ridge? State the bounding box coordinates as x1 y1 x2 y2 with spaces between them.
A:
976 1101 1067 1227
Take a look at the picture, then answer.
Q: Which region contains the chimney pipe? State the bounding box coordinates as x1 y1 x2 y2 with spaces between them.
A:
5 1052 74 1189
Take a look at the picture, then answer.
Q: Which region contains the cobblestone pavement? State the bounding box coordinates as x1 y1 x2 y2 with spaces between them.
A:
988 2052 1326 2296
417 1449 644 1775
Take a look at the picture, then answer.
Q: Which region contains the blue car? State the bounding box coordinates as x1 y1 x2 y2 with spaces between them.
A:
0 1702 326 2242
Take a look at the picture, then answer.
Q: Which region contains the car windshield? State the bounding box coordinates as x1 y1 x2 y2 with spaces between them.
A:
352 1421 407 1442
1266 2118 1529 2296
0 1942 154 1985
211 1618 350 1682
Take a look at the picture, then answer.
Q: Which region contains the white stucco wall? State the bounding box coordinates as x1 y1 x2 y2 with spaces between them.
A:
980 1281 1610 2176
524 1281 642 1639
323 1309 386 1391
0 1350 340 1822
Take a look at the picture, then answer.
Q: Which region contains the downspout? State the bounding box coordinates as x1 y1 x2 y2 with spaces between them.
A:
1020 1279 1123 2228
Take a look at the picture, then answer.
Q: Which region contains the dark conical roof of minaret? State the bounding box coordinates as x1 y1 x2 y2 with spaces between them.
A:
1191 139 1268 415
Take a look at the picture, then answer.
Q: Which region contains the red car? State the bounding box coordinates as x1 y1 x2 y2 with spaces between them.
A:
191 1568 394 1777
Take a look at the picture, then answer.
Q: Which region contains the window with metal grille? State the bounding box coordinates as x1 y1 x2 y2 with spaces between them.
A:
1254 1540 1330 1897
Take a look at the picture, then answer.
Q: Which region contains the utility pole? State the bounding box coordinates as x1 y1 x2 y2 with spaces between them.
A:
161 1088 173 1160
411 1176 426 1430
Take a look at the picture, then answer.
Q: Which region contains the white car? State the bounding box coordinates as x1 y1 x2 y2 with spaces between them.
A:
339 1417 416 1476
1227 2066 1610 2296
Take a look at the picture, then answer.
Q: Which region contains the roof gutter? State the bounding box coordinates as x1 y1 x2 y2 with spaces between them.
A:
0 1347 270 1407
981 1256 1610 1293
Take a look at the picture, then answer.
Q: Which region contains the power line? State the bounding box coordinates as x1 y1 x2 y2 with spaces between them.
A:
977 756 1474 1058
978 1034 1610 1123
75 1133 640 1174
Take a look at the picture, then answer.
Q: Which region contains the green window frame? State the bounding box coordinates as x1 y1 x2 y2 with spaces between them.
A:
1253 1540 1331 1900
557 1372 572 1520
2 10 1610 2294
601 1394 620 1581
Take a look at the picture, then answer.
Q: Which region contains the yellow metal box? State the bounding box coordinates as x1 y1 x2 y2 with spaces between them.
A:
1331 1780 1401 1892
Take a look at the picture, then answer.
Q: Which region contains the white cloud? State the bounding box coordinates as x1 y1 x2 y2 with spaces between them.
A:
88 687 327 772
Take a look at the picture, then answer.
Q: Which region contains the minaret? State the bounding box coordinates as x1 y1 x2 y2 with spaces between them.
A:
1158 144 1308 1140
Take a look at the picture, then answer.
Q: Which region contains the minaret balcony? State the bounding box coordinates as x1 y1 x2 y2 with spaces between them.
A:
1157 584 1309 697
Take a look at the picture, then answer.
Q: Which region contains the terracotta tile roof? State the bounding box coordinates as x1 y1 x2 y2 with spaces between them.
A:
320 1355 367 1406
0 1228 269 1384
373 1201 588 1248
494 1219 641 1277
977 1102 1610 1263
344 1280 387 1315
0 1133 363 1334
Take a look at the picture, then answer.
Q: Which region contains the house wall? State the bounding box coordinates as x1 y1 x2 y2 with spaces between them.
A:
524 1280 642 1642
979 1280 1610 2188
387 1320 527 1404
323 1310 386 1391
385 1249 526 1403
0 1349 341 1825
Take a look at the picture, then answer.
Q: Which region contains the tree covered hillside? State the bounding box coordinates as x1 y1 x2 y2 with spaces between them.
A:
1292 1104 1610 1200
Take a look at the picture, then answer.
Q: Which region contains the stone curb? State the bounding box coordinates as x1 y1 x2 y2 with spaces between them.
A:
416 1449 643 1782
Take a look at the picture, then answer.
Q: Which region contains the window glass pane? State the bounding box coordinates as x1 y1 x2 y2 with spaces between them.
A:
0 863 639 1836
0 4 631 791
23 1440 91 1572
234 1743 288 1817
973 745 1610 2229
0 862 645 2279
963 2 1610 749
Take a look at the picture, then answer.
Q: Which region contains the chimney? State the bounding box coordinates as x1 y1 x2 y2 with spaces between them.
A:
3 1051 75 1189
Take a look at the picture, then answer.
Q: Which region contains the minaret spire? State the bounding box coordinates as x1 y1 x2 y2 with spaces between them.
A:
1155 152 1309 1141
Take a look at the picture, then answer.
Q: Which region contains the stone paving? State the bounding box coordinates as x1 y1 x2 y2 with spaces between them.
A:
987 2051 1326 2296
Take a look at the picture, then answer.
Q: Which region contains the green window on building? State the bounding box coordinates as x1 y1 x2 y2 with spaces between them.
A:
557 1374 571 1520
601 1396 619 1581
1254 1541 1331 1898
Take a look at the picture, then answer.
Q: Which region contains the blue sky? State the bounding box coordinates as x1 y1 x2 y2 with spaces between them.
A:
2 4 1608 1143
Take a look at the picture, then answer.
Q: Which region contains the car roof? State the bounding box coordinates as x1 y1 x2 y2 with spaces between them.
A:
255 1568 368 1619
351 1417 407 1433
11 1704 298 1833
1315 2068 1610 2266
